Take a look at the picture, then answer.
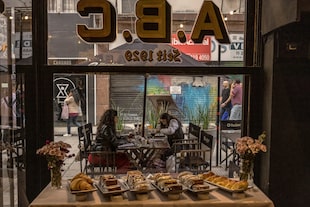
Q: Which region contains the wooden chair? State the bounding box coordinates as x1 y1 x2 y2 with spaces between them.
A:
77 123 93 173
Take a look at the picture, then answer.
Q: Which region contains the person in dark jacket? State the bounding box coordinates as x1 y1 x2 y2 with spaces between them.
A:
88 109 130 170
157 112 184 159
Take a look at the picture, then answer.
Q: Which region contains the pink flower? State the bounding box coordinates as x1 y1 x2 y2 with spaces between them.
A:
236 132 267 157
37 140 73 169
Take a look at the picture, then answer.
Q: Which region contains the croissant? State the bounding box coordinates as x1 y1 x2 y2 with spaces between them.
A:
72 173 93 184
70 178 93 191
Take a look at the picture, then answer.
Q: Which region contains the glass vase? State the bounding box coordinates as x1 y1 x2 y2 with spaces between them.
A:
50 165 62 189
239 158 254 185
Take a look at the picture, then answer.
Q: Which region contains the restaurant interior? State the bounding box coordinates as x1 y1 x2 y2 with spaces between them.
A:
0 0 310 207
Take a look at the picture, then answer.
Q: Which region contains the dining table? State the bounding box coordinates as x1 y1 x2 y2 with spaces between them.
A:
29 179 275 207
117 135 170 171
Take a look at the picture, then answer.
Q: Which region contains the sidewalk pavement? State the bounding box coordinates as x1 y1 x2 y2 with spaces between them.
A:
54 127 83 180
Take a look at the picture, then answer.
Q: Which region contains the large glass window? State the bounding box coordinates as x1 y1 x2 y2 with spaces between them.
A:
1 1 31 206
49 0 247 177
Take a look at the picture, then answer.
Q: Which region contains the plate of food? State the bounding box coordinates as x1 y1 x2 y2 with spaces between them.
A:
150 172 185 200
177 171 217 199
198 171 248 193
122 170 155 200
96 174 129 196
67 173 97 201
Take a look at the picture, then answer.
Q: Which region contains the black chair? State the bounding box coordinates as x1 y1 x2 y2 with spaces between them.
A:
185 123 201 149
200 130 213 170
219 120 241 169
77 123 93 173
4 127 26 170
177 149 210 174
176 131 213 173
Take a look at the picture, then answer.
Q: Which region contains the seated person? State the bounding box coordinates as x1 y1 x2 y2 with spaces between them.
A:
88 109 131 171
157 113 184 160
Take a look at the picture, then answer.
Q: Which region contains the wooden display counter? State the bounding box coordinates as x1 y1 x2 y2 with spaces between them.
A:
29 180 274 207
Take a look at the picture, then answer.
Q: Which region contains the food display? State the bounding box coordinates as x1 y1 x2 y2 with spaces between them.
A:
125 170 154 200
199 171 248 193
126 170 152 191
69 172 95 191
68 173 97 201
178 171 217 200
66 170 252 202
150 172 184 200
96 174 128 198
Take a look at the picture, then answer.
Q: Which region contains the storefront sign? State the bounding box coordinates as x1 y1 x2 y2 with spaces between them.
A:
171 34 211 62
211 34 244 61
77 0 230 44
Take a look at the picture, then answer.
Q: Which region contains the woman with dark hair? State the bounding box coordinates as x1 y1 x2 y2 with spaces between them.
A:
88 109 131 171
63 89 81 136
157 112 184 158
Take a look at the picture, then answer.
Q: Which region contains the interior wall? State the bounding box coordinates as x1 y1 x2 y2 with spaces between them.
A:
262 18 310 207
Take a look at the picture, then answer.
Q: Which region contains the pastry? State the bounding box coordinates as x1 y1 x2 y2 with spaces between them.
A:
158 178 177 189
70 173 94 191
134 181 150 191
104 178 118 186
206 175 220 182
179 174 196 183
72 172 93 184
184 176 204 188
106 185 121 191
178 171 193 179
155 175 172 185
213 176 227 184
192 184 210 190
70 178 93 191
101 174 116 181
152 172 170 181
198 171 215 180
231 180 248 190
225 180 237 189
165 183 183 191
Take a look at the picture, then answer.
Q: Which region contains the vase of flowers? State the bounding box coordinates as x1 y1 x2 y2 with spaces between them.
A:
236 132 267 184
36 140 73 189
